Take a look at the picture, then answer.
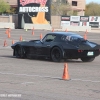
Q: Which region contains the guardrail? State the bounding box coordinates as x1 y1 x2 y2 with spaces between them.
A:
0 22 15 29
24 24 52 30
62 26 91 32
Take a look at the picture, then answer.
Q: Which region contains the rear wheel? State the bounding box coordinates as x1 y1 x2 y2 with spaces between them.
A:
81 57 95 62
14 45 25 58
51 47 63 62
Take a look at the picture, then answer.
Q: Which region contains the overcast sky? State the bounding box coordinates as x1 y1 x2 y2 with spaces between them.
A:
86 0 100 4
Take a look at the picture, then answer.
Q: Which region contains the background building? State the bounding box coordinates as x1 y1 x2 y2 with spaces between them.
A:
67 0 86 15
53 0 86 15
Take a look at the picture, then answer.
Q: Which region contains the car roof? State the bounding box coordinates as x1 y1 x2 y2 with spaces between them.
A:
47 32 78 36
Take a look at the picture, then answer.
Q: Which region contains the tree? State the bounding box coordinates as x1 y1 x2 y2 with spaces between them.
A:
0 0 10 14
85 2 100 16
51 0 72 16
6 7 16 14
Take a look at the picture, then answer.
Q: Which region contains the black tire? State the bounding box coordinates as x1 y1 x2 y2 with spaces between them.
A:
51 47 63 62
14 45 25 58
81 57 95 62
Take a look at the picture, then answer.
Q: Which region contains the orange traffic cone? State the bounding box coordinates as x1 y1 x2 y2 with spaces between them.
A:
20 35 23 41
32 27 34 31
85 29 88 34
12 40 14 45
32 30 34 35
40 33 42 39
5 29 8 34
84 33 87 40
62 63 70 80
8 32 11 38
65 28 68 32
52 28 54 32
4 40 7 47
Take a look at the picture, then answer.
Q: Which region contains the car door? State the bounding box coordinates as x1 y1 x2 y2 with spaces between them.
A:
27 41 41 56
34 41 43 55
40 34 56 56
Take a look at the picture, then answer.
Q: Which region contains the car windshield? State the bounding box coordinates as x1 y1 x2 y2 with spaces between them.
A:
42 34 56 42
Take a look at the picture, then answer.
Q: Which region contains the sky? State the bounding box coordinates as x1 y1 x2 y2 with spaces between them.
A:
86 0 100 4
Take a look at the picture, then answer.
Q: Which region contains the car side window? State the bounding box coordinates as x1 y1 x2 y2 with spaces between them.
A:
61 35 80 42
61 35 70 41
43 34 56 42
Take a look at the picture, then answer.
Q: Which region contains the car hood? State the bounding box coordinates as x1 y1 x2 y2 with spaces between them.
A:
11 41 29 48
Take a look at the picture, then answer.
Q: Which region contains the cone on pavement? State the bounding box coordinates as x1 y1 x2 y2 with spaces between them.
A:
84 33 87 40
4 40 7 47
20 35 23 41
85 29 88 34
52 28 54 32
32 30 34 35
32 27 34 31
5 29 8 34
65 28 68 32
40 33 42 39
8 32 11 38
62 63 70 80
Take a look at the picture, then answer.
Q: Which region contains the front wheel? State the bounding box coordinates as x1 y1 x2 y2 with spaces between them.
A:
51 47 63 62
81 57 95 62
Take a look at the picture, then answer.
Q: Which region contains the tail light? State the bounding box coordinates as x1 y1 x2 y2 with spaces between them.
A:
78 50 83 52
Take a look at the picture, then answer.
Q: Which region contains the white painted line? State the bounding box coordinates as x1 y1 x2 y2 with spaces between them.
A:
0 72 60 79
0 72 100 83
0 46 11 49
71 79 100 83
21 82 34 84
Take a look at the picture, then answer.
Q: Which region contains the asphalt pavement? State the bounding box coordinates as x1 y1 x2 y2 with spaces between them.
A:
0 29 100 100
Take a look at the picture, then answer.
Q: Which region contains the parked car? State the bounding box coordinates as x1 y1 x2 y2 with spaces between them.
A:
11 32 100 62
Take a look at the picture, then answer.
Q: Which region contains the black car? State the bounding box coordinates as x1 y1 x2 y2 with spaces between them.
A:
11 32 100 62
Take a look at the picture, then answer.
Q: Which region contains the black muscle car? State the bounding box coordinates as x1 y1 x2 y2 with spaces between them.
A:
11 32 100 62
